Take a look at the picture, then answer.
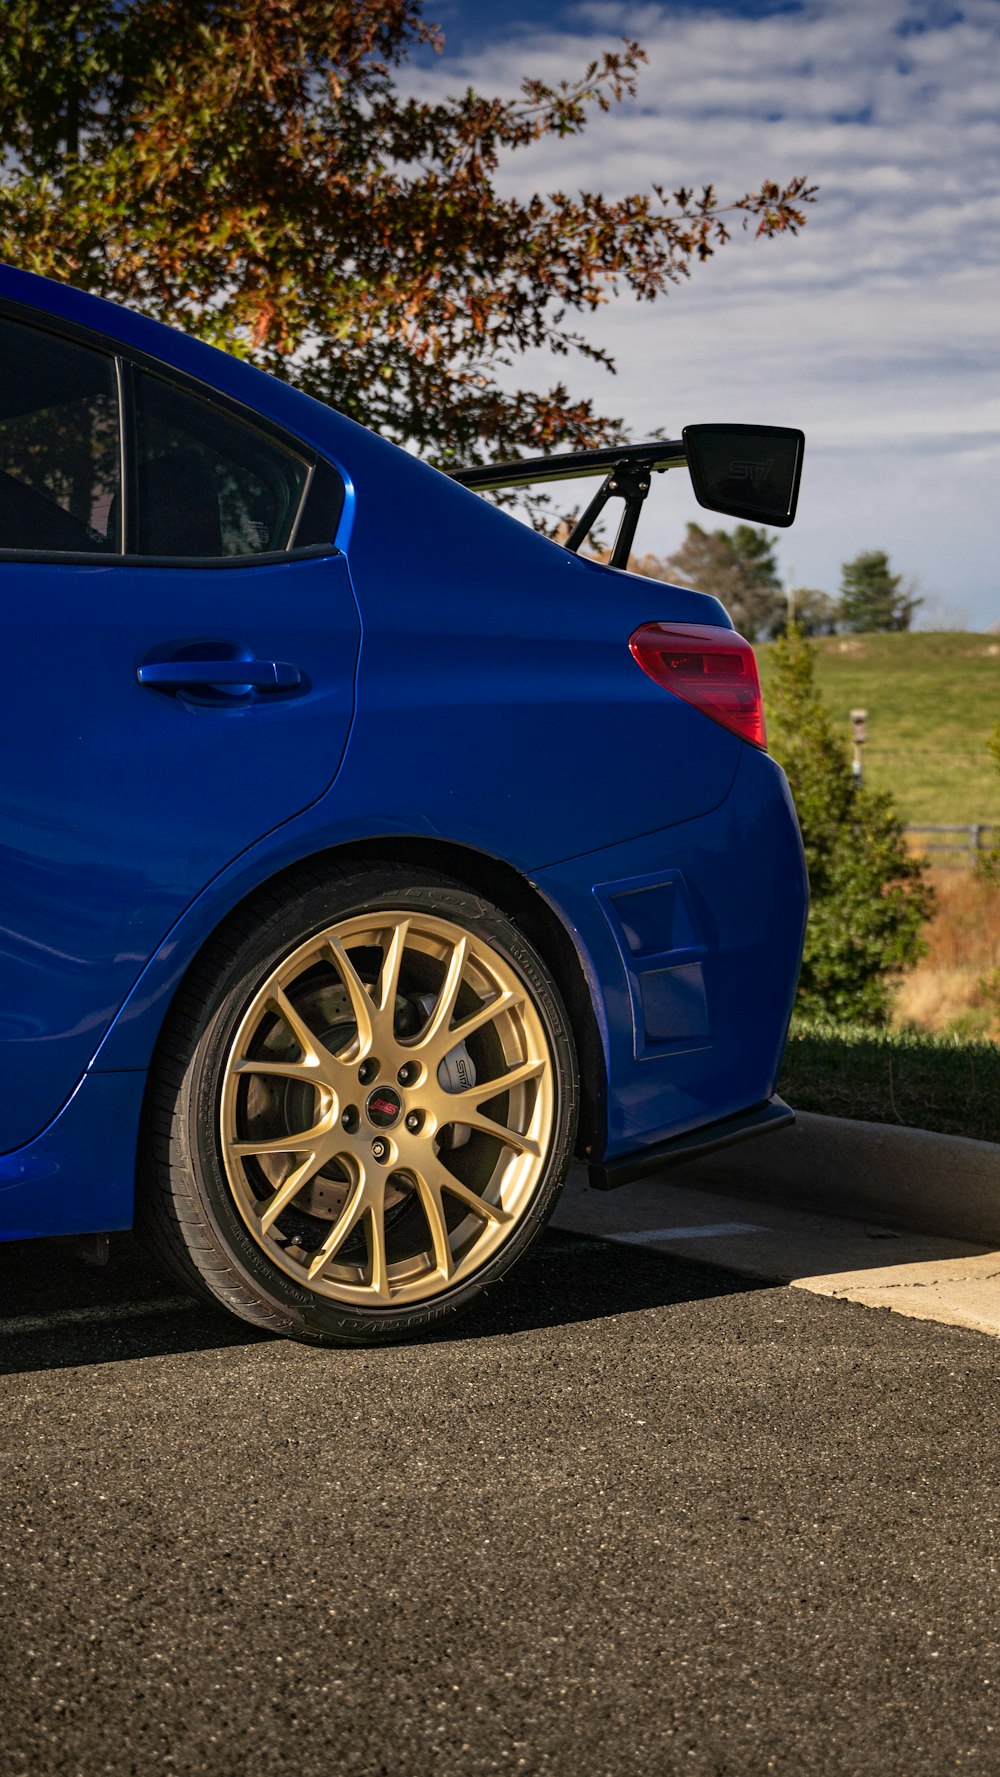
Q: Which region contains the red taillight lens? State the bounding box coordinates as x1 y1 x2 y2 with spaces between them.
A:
628 622 767 749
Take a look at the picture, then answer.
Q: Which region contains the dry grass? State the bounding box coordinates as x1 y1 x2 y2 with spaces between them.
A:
892 868 1000 1038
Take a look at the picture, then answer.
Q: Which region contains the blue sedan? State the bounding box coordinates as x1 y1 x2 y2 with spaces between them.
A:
0 265 808 1345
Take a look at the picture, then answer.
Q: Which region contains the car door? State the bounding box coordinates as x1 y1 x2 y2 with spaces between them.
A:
0 310 361 1152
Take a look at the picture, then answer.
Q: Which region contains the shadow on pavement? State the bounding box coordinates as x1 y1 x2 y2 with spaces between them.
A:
0 1225 768 1377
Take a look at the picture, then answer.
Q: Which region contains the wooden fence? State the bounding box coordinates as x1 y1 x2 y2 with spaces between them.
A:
904 824 996 867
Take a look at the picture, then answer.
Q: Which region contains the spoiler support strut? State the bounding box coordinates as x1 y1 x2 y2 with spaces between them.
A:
449 439 686 571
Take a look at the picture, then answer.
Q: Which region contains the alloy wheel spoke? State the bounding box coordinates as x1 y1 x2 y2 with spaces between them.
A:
450 1058 546 1104
231 1109 336 1158
445 989 521 1049
232 1055 323 1083
416 935 469 1050
411 1166 455 1277
306 1169 369 1280
366 1193 391 1302
424 1154 510 1227
324 936 376 1057
463 1111 541 1157
266 986 333 1069
373 919 410 1033
258 1148 328 1235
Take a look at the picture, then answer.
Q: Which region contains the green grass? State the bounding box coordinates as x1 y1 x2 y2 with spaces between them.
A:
779 1022 1000 1145
757 630 1000 827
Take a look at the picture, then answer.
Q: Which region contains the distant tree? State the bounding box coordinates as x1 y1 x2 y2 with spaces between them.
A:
661 521 785 638
731 523 782 590
766 623 934 1023
784 586 840 636
839 550 920 633
0 1 816 469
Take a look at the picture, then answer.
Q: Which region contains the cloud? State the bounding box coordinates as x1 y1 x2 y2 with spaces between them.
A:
407 0 1000 622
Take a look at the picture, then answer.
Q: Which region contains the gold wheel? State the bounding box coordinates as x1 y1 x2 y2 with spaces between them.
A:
218 909 557 1308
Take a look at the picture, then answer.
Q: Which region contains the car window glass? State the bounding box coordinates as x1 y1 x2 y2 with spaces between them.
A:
133 371 310 558
0 316 121 553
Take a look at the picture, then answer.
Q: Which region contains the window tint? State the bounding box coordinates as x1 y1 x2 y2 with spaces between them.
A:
0 317 121 553
133 372 310 558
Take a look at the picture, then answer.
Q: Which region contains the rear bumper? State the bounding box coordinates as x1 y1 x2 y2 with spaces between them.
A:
534 744 808 1168
588 1094 794 1190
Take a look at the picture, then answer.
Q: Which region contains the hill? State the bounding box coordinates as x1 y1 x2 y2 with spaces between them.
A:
756 630 1000 829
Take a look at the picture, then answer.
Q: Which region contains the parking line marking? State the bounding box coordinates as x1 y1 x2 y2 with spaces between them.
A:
606 1222 765 1244
0 1297 198 1336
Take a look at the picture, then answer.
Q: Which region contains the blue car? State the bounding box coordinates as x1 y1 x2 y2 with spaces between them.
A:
0 266 808 1345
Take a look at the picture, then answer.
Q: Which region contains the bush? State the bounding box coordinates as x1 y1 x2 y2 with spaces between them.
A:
766 624 934 1022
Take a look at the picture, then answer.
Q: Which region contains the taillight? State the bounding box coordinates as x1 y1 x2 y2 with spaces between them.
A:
628 622 767 749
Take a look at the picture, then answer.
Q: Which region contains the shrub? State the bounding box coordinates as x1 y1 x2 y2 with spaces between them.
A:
766 624 934 1022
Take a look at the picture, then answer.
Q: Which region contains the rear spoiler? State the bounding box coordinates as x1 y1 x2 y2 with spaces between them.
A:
450 425 804 570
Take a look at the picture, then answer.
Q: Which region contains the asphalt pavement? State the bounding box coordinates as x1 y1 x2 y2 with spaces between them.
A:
1 1222 998 1777
552 1166 1000 1337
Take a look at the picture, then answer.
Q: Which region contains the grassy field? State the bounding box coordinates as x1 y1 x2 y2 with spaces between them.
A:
756 630 1000 827
779 1022 1000 1144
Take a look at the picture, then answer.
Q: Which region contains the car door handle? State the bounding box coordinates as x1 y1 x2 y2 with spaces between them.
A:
137 658 302 691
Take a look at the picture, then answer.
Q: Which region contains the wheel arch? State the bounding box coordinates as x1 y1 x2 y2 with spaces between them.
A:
139 834 608 1164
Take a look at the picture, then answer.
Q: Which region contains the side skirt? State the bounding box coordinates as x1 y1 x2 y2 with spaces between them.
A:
589 1096 794 1191
0 1071 144 1240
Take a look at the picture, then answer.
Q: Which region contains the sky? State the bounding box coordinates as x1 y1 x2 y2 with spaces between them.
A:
409 0 1000 629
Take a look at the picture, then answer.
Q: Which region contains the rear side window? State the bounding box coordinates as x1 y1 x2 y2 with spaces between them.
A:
132 371 310 558
0 317 121 553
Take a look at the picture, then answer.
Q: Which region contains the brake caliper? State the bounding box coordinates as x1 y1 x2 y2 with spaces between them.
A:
413 993 476 1149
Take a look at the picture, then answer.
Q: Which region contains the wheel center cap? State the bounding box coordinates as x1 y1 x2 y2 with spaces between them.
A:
366 1086 403 1130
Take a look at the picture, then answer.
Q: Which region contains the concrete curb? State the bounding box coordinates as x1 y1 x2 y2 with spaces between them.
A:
668 1111 1000 1248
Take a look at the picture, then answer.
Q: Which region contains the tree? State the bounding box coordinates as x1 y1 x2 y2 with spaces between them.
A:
0 1 816 467
784 587 840 636
660 521 785 639
839 550 920 633
766 624 934 1023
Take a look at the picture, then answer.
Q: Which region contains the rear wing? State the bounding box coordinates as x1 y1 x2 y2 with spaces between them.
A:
450 425 804 570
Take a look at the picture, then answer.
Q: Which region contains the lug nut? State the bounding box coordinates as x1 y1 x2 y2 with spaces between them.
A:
405 1111 421 1133
341 1106 359 1133
371 1138 388 1162
358 1058 379 1086
397 1062 417 1086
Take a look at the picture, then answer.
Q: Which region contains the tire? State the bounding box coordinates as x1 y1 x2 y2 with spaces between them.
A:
138 863 578 1346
